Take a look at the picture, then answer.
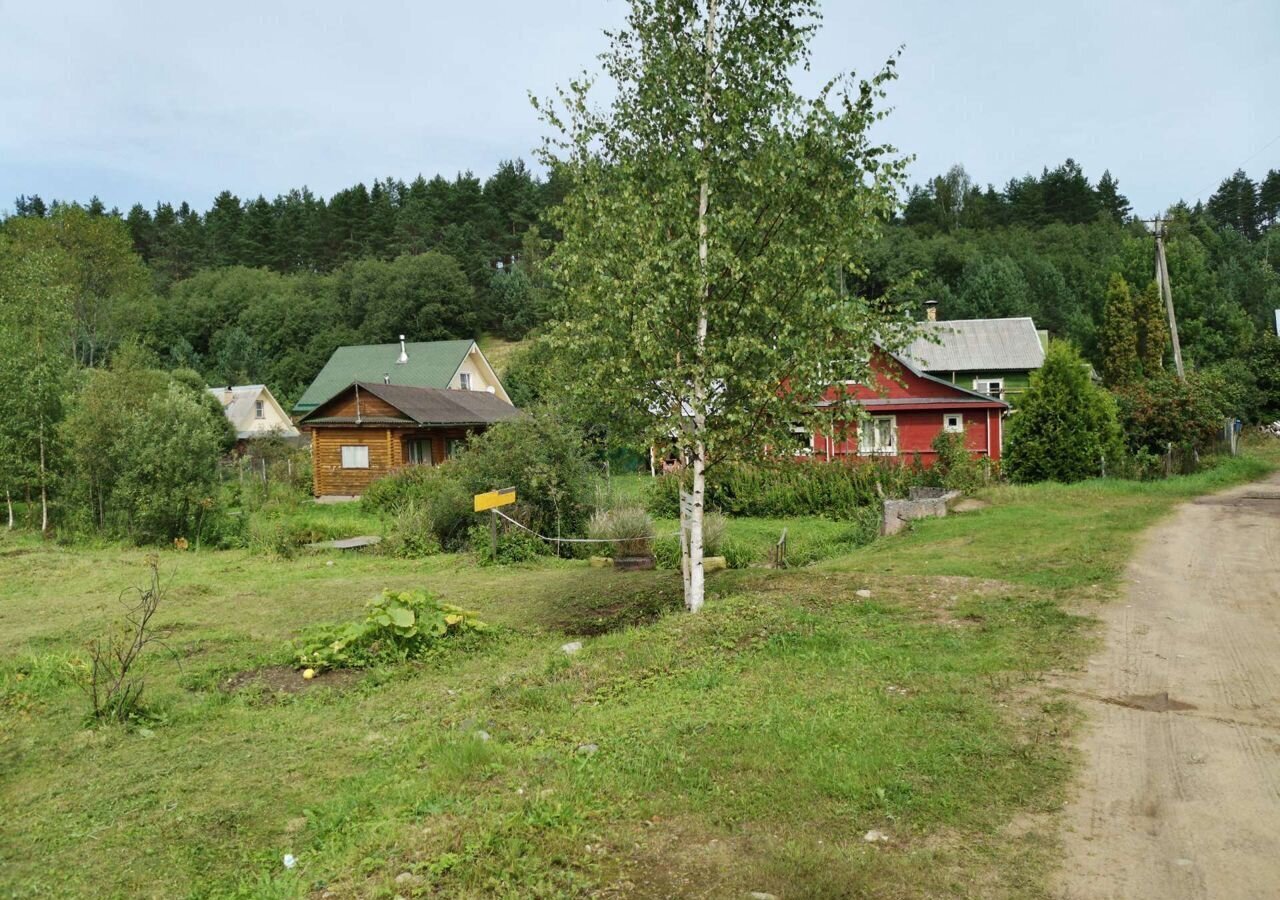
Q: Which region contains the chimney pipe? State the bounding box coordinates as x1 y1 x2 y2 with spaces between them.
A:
924 299 938 322
397 335 408 364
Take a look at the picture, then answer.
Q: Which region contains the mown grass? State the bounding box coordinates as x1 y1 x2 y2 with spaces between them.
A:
0 447 1274 898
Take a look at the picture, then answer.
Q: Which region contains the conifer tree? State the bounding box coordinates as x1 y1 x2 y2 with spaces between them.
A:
1006 341 1124 483
1100 273 1139 386
1135 279 1167 375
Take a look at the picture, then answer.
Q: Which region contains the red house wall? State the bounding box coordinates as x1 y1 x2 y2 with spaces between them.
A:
811 352 1004 465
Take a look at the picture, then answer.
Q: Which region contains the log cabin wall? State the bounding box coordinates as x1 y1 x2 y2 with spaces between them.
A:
311 426 397 496
309 425 481 496
317 392 403 419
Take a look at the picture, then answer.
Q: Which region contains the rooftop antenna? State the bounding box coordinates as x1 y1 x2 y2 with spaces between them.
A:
397 335 408 365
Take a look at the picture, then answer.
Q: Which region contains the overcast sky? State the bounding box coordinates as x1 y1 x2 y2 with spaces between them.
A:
1 0 1276 217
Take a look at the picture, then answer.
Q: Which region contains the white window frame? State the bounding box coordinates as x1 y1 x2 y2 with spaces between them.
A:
858 415 898 456
972 377 1004 399
340 445 370 469
789 424 813 457
943 413 964 434
254 398 265 420
459 372 472 390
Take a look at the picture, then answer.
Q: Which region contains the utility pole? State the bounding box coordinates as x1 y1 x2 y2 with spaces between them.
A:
1149 217 1186 381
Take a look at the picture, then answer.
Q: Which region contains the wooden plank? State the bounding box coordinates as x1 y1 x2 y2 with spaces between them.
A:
306 535 383 550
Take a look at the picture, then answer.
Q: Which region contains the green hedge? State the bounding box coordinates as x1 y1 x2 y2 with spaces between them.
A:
647 459 922 520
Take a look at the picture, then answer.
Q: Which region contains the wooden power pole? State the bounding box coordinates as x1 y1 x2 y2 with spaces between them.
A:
1151 218 1186 381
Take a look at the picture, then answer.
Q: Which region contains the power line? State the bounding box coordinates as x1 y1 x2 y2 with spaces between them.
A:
1185 129 1280 203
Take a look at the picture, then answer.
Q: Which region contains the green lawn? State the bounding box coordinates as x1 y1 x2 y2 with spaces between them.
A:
1 450 1274 898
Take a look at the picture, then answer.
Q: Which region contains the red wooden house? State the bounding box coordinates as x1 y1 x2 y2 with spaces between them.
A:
809 348 1008 465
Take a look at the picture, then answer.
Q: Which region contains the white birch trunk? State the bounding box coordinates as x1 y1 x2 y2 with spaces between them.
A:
38 424 48 533
6 491 12 530
685 0 717 614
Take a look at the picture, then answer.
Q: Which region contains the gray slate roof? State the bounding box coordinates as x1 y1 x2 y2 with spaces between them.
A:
900 318 1045 373
301 382 521 427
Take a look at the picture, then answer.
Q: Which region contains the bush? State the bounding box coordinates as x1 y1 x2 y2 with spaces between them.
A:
469 522 548 565
647 458 912 520
61 358 234 545
1114 373 1227 455
296 589 489 672
361 411 596 554
362 465 472 550
929 431 985 493
379 500 442 559
1005 341 1124 483
452 410 596 547
587 506 655 558
701 511 728 556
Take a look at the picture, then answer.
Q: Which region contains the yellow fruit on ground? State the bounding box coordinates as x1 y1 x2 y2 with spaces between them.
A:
302 668 316 680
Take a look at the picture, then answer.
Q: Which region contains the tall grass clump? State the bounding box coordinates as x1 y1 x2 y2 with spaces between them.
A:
587 505 655 558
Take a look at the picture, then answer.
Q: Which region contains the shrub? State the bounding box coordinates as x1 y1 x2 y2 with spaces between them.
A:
1114 373 1227 455
929 431 985 493
452 410 596 546
587 506 655 558
296 589 489 672
76 556 169 724
61 361 233 545
362 465 472 550
379 500 442 559
647 458 911 520
701 511 728 556
469 522 548 565
1005 341 1124 483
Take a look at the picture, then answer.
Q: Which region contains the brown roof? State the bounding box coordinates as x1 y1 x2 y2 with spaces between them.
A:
301 382 522 427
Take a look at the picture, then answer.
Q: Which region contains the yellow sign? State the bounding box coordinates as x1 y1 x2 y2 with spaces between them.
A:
473 487 517 513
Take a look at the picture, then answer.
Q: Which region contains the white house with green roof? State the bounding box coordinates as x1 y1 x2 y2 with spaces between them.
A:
294 337 511 416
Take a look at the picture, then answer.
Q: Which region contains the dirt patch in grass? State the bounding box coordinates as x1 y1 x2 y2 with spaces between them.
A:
220 665 363 695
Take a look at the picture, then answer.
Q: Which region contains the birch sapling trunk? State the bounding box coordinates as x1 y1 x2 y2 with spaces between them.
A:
685 0 717 614
6 491 12 530
39 424 48 533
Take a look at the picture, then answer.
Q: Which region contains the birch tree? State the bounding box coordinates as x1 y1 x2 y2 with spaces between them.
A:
536 0 913 611
0 239 74 531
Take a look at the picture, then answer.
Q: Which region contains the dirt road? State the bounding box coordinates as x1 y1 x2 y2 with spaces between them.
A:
1055 472 1280 899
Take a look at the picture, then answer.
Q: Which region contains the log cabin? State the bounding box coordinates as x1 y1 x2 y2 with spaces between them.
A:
298 381 522 497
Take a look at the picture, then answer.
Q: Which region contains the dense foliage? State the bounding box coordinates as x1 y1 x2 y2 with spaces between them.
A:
649 459 918 520
1113 374 1226 455
60 356 235 543
1004 342 1124 483
362 411 594 556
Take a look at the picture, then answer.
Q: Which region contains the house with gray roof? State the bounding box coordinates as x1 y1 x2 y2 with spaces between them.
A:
898 303 1048 404
296 380 521 497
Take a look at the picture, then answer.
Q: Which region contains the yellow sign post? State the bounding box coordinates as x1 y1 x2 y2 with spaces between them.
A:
473 487 517 513
474 488 517 559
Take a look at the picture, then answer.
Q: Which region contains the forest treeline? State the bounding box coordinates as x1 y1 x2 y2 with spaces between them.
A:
3 157 1279 415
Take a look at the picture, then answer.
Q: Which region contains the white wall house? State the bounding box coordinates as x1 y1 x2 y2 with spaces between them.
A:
207 384 300 441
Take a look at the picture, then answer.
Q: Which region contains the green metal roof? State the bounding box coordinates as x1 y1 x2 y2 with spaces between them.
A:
293 340 475 413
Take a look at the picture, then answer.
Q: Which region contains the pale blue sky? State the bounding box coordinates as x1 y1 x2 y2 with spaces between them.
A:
1 0 1276 216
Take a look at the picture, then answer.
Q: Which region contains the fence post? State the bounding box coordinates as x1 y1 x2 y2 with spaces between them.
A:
489 509 498 561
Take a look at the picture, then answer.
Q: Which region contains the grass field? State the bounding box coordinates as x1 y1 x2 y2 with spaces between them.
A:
1 448 1275 898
